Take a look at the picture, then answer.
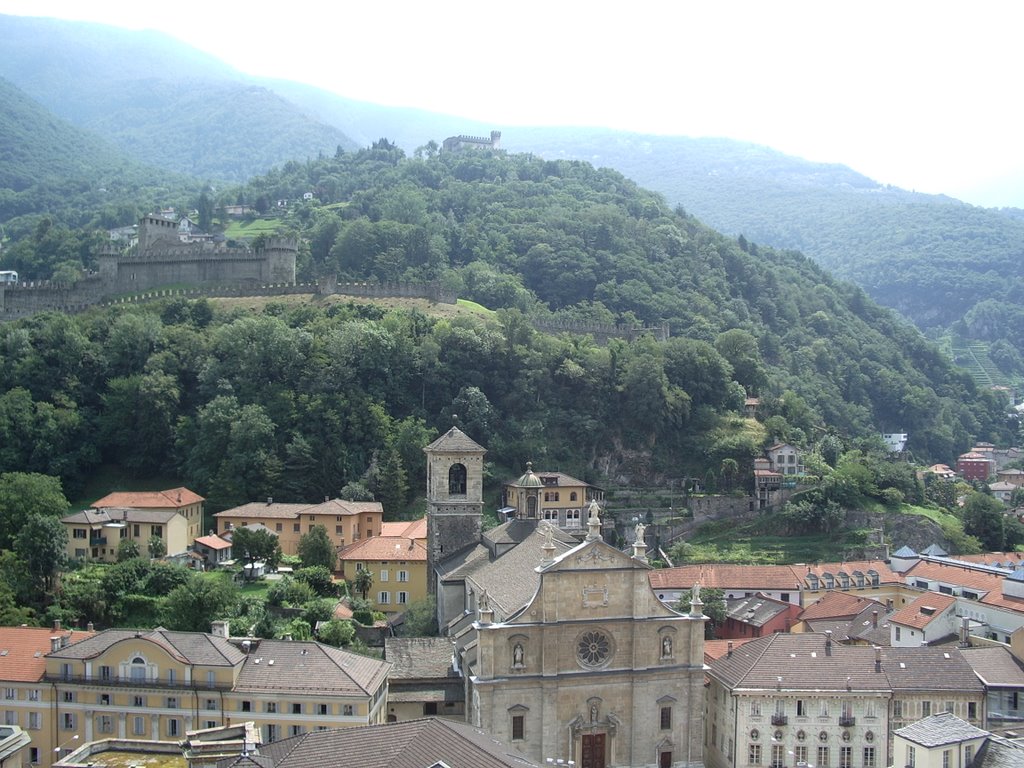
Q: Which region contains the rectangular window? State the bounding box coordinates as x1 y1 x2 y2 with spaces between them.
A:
968 702 977 719
3 689 13 700
660 706 672 730
965 746 974 765
267 724 278 743
895 627 902 641
206 698 217 711
751 701 762 717
318 704 328 715
133 716 145 736
512 715 524 741
207 671 216 687
942 751 950 768
167 697 178 709
152 525 162 538
241 701 251 712
336 526 343 535
61 663 73 681
750 744 762 765
818 747 830 768
168 718 179 737
73 528 87 539
378 591 390 604
30 748 39 765
63 691 74 703
62 712 75 730
398 570 409 582
98 715 114 734
945 701 955 715
398 591 408 604
893 700 903 718
840 747 851 768
28 712 41 730
797 699 806 717
380 570 389 582
99 693 110 705
168 669 176 684
28 690 39 702
290 725 304 737
4 712 15 726
922 701 931 717
866 701 876 718
134 695 145 707
276 523 283 532
907 745 916 768
794 747 808 765
292 703 302 714
343 704 353 716
772 744 785 768
206 721 217 729
267 702 277 713
294 523 300 533
864 747 876 768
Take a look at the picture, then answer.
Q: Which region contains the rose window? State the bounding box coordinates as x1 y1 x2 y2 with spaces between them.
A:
577 631 612 667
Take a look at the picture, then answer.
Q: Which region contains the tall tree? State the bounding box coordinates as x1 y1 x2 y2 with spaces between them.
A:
297 525 336 571
0 472 70 549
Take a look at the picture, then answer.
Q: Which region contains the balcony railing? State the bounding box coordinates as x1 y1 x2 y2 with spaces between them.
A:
44 673 233 691
772 714 789 726
839 716 856 727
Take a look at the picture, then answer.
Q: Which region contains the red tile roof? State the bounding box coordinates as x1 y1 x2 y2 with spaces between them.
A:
0 626 96 682
890 592 957 630
650 564 803 591
339 536 427 562
196 534 231 550
93 487 203 508
799 591 885 622
380 519 427 539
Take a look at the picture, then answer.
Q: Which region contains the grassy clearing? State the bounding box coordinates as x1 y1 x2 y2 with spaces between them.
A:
685 517 872 564
456 298 495 316
222 219 285 239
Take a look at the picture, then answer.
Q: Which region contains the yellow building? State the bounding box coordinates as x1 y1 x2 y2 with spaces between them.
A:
338 534 428 614
214 498 382 559
34 625 390 768
95 488 204 540
502 464 603 531
62 509 190 563
0 625 96 768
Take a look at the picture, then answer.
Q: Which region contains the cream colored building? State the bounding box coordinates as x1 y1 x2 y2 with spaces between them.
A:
61 488 205 563
704 633 984 768
502 464 604 531
892 713 989 768
214 498 382 558
39 625 390 767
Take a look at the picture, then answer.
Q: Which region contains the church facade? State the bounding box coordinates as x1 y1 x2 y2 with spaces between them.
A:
424 427 707 768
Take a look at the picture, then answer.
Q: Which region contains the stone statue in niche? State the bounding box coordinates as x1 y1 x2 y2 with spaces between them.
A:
513 643 524 667
662 635 672 658
590 703 599 723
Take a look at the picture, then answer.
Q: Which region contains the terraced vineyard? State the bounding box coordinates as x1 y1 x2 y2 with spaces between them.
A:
949 338 1003 388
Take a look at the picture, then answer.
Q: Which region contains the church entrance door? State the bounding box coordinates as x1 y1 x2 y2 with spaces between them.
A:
581 734 606 768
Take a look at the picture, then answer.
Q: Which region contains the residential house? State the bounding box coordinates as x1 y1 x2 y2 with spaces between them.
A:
0 624 95 767
794 592 892 646
93 488 205 543
720 593 800 639
61 507 191 563
215 498 382 559
766 443 803 476
753 458 783 510
957 452 994 483
924 465 958 481
892 713 989 768
883 433 909 453
990 481 1017 504
42 625 391 762
337 535 428 614
961 646 1024 734
704 633 985 768
501 464 603 532
194 533 233 570
997 469 1024 487
890 593 959 646
383 637 463 722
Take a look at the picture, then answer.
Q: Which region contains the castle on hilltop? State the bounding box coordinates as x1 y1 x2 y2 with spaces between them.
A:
0 214 297 321
442 130 502 152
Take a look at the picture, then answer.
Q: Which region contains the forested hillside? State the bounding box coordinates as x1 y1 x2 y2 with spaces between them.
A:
0 147 1011 514
0 14 359 181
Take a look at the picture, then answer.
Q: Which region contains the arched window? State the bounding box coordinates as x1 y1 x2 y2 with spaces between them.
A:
130 656 147 682
448 464 467 495
570 492 578 501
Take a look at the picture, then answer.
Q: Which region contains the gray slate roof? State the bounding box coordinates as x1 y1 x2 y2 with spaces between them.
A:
233 640 390 696
709 633 984 694
423 426 486 454
48 628 245 666
384 637 456 680
725 594 789 628
961 647 1024 687
62 508 180 525
245 717 539 768
895 712 989 747
975 736 1024 768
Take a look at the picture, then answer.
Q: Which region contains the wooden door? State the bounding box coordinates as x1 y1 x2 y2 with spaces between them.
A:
581 733 606 768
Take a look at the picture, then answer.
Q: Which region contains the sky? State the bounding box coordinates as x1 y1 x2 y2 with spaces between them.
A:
2 1 1022 208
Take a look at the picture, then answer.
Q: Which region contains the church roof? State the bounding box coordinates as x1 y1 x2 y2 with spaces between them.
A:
512 463 543 488
424 427 486 454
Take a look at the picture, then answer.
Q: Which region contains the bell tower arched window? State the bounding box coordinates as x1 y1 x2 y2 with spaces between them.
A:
449 464 467 495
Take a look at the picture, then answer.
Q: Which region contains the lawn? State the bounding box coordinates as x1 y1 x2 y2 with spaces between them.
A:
222 218 285 239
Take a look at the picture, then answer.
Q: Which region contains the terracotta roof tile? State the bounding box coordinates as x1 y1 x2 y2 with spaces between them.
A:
799 592 885 622
93 487 203 508
649 564 804 591
196 535 231 550
0 627 96 682
890 592 957 630
339 537 427 562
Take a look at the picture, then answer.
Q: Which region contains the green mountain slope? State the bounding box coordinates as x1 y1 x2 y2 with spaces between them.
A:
0 76 198 233
0 14 359 181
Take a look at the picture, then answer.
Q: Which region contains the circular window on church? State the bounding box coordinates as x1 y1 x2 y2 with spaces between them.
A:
576 630 613 668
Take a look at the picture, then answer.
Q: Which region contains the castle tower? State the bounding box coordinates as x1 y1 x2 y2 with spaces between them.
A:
423 427 486 594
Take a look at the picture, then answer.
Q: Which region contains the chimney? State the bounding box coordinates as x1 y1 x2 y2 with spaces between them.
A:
210 620 229 639
266 497 273 506
874 646 881 673
283 633 293 642
86 622 94 632
872 610 878 629
53 619 62 632
727 641 734 658
825 630 833 656
50 636 61 653
960 617 971 647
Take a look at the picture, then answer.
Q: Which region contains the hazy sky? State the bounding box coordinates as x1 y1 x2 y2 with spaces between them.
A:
2 0 1022 207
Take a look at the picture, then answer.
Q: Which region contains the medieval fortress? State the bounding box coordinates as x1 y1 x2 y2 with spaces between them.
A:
0 214 299 321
